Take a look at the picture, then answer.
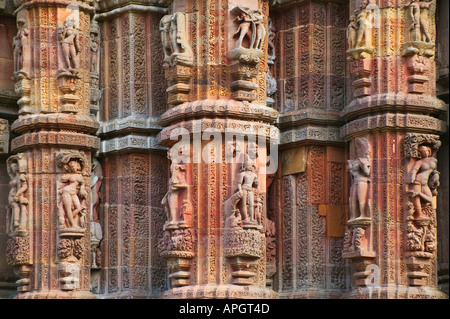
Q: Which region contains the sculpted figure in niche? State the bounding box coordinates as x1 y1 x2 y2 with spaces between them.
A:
267 18 276 62
90 158 103 267
232 7 266 51
252 10 266 50
347 138 371 220
162 150 189 229
58 17 80 75
89 21 100 73
160 14 173 64
7 155 28 235
236 154 259 227
408 0 432 43
13 18 29 78
57 155 87 229
347 11 358 49
159 13 193 67
406 145 438 220
354 1 375 48
254 195 264 230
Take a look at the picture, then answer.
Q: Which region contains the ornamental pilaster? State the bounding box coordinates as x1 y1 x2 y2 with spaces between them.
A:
156 0 278 299
8 0 99 298
341 0 447 299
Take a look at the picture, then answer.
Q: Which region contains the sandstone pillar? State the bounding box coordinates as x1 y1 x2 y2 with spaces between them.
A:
269 0 349 298
435 0 449 296
156 0 278 298
6 0 99 298
0 3 19 297
341 0 447 299
93 2 169 297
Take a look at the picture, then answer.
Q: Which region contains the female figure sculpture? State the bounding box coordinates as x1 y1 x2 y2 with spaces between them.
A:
162 151 189 229
13 18 29 76
348 138 371 220
57 156 87 229
355 1 374 48
7 156 28 234
406 145 438 219
408 0 432 43
58 17 80 73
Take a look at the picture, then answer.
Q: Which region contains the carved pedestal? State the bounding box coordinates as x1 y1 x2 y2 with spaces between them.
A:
224 228 264 286
158 227 195 289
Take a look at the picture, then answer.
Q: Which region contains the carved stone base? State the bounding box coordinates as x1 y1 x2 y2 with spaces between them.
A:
166 255 194 288
402 41 435 57
406 252 434 287
162 284 278 299
228 256 259 286
14 264 31 293
342 285 448 299
346 46 374 60
15 290 97 299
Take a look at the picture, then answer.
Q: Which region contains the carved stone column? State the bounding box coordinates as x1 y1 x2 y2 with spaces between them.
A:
94 2 168 298
269 0 349 298
7 0 99 298
157 0 278 299
341 0 447 299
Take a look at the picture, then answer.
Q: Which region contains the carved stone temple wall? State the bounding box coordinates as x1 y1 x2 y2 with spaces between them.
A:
0 0 448 299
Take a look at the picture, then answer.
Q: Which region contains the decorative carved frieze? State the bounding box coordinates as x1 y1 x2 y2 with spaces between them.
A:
341 112 446 140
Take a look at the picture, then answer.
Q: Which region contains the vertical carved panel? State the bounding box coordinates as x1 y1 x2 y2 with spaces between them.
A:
281 175 295 291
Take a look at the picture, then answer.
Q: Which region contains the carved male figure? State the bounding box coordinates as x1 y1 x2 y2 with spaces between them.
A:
236 155 259 225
